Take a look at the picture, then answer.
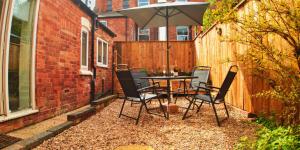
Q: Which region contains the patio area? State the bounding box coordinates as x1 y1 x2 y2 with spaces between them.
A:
35 98 258 150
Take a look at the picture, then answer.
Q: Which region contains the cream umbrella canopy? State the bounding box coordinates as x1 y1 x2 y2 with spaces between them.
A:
117 1 209 75
117 2 209 108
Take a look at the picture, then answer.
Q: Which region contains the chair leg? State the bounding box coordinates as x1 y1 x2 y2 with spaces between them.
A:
224 102 229 118
196 101 204 113
182 98 195 120
119 99 126 118
144 101 150 113
211 103 220 126
136 103 144 125
158 97 167 119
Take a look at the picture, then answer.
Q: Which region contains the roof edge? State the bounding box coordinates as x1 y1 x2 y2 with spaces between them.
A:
96 21 117 37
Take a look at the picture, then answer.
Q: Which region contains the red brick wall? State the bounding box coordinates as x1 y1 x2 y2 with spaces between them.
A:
0 0 114 133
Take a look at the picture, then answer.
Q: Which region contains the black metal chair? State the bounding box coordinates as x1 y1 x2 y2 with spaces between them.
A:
175 66 211 103
116 68 167 125
182 65 238 126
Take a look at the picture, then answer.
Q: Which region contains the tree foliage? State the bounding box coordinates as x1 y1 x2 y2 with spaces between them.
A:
202 0 242 32
222 0 300 125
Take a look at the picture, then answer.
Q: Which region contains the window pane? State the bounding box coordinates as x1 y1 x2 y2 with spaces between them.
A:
138 0 148 6
123 0 129 9
103 42 108 65
97 40 102 63
107 0 112 11
100 21 107 27
8 0 37 112
81 31 87 66
177 26 189 41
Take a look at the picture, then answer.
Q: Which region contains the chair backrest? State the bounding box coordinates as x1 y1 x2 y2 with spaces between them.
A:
116 69 140 99
131 68 150 89
190 66 211 89
215 65 238 101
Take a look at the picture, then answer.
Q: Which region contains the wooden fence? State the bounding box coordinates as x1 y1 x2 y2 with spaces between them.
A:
194 1 297 115
114 41 196 73
113 41 196 94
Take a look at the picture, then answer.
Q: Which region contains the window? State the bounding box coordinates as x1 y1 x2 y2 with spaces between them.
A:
81 0 95 10
176 26 189 41
97 38 108 67
81 28 89 70
138 0 149 6
176 0 187 2
123 0 129 9
0 0 39 117
107 0 112 11
138 28 150 41
99 20 107 27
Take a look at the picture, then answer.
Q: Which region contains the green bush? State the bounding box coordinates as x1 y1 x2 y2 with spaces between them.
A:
235 118 300 150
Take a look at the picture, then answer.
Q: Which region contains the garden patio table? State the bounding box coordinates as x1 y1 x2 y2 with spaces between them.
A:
140 76 197 119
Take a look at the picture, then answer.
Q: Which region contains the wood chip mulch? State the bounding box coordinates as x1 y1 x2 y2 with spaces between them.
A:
35 98 258 150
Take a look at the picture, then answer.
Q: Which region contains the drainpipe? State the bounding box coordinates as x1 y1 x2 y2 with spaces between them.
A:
90 16 96 103
125 17 128 41
112 44 115 94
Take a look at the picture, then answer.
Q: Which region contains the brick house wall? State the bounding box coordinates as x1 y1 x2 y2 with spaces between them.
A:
97 0 205 41
0 0 115 133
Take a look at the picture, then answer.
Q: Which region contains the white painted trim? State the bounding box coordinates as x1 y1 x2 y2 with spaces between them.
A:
96 37 109 68
81 17 91 31
0 109 39 123
4 0 16 114
31 0 41 111
80 28 89 70
80 70 93 76
0 0 10 115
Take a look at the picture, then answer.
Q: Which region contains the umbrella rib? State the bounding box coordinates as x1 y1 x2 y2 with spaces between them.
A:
169 11 181 17
141 10 160 29
155 8 166 17
174 7 202 25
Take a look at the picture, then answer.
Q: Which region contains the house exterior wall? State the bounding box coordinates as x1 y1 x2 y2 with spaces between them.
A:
97 0 205 41
0 0 114 133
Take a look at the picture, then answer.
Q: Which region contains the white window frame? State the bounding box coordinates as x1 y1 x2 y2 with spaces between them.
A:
99 20 107 27
176 0 187 2
138 28 150 41
0 0 40 120
80 27 89 70
176 26 189 41
96 37 109 68
138 0 149 6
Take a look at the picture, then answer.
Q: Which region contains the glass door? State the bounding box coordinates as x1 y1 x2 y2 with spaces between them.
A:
7 0 37 112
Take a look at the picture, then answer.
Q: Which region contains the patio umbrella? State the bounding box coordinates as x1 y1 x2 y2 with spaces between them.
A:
117 1 209 75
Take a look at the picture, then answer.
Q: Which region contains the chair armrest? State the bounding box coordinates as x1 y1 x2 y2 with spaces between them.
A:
207 85 220 89
195 86 212 91
137 85 157 92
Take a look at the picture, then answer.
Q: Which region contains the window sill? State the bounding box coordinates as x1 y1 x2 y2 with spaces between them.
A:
0 109 39 123
96 64 109 69
80 70 93 76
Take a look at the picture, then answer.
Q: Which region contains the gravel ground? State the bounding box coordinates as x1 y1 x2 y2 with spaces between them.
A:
35 98 258 150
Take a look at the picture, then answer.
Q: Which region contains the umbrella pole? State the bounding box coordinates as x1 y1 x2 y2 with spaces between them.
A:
166 7 171 119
